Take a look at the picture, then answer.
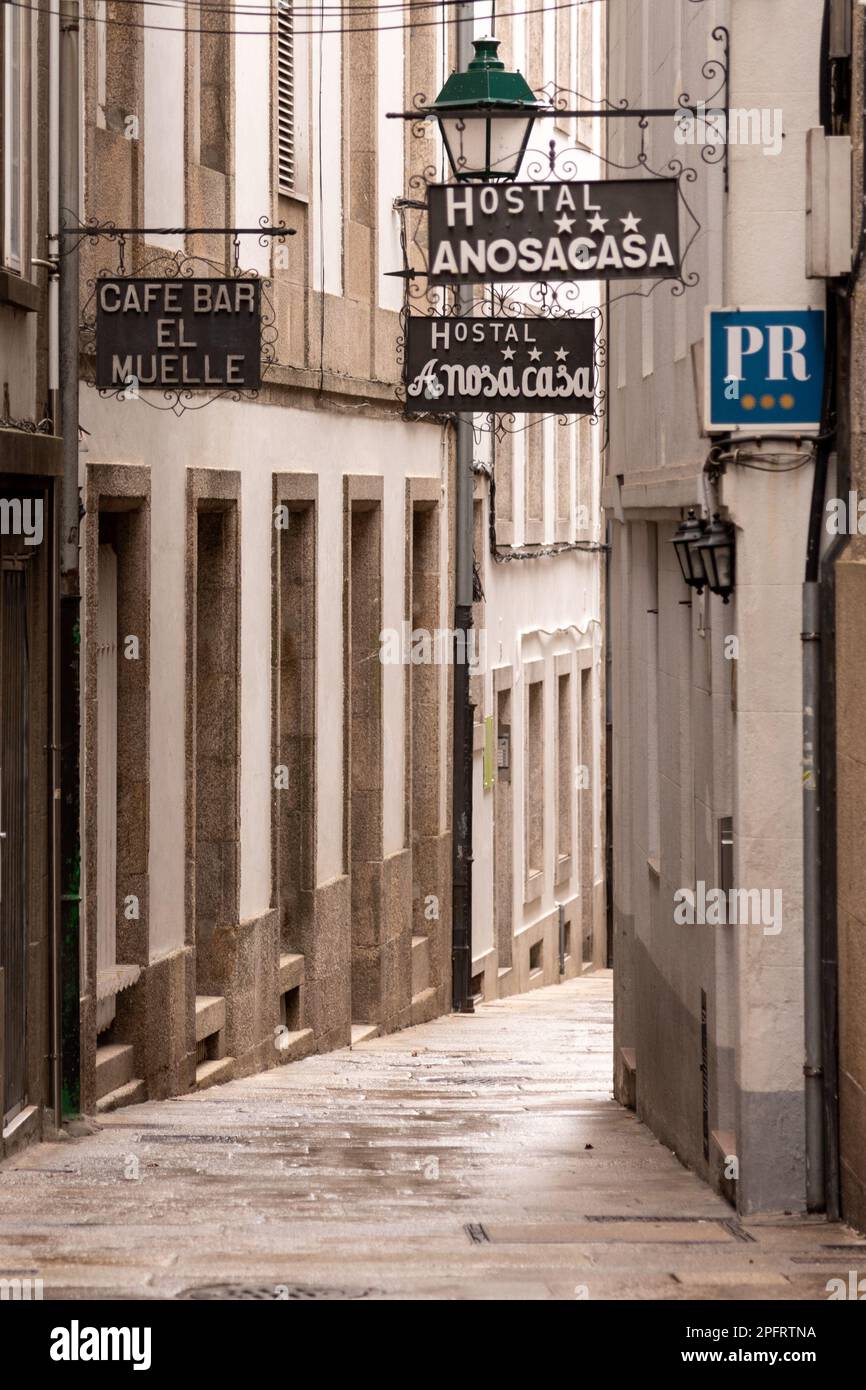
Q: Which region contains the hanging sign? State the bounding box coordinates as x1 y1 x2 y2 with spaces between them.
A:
427 179 681 284
705 307 825 432
404 315 595 413
95 277 262 391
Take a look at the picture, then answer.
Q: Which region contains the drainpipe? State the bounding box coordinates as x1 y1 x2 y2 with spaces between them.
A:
817 289 845 1223
58 0 82 1117
800 0 845 1219
450 1 475 1013
802 579 824 1212
44 0 62 1129
802 282 836 1217
557 902 566 976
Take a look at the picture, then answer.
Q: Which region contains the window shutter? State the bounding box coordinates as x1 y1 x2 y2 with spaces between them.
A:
277 0 295 194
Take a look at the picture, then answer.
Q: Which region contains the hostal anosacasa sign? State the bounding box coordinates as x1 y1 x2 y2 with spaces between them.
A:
96 278 262 391
405 316 595 414
427 179 681 283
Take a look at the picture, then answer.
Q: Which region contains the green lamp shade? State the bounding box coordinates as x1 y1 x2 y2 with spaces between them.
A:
432 37 540 181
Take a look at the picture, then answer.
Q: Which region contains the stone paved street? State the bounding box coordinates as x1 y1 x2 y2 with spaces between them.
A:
1 972 862 1301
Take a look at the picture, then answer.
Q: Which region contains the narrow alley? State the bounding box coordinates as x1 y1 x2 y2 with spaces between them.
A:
0 974 860 1302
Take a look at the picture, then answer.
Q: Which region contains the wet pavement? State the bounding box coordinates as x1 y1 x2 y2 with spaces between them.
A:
1 970 863 1300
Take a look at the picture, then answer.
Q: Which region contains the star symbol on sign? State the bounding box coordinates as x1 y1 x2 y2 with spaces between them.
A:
528 347 542 362
587 212 608 234
620 211 642 233
501 346 516 360
555 347 569 361
555 213 576 235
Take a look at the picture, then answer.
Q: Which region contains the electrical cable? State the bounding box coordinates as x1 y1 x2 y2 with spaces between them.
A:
7 0 603 39
78 0 583 17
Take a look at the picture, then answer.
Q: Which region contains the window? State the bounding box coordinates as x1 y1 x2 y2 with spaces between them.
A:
577 3 594 149
525 670 544 892
554 1 572 138
276 0 294 193
557 671 572 866
3 0 23 271
274 0 309 200
525 416 543 543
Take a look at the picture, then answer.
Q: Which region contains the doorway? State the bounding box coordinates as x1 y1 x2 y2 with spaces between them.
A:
0 543 30 1120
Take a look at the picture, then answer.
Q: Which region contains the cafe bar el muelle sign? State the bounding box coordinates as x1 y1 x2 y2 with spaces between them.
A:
96 277 262 391
427 178 681 284
405 316 595 413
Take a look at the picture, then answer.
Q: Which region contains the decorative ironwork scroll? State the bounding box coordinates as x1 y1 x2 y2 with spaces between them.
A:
68 219 291 417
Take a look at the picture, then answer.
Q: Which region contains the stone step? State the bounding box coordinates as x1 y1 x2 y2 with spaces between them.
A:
411 986 438 1027
279 952 305 994
276 1027 315 1065
350 1024 380 1047
96 1078 147 1115
194 1057 235 1092
411 934 430 997
95 1043 135 1102
195 994 226 1046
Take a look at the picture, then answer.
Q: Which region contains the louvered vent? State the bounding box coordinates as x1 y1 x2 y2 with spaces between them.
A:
277 0 295 194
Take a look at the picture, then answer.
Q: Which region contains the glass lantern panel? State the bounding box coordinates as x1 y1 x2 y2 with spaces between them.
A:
713 547 733 589
440 115 489 176
488 115 533 176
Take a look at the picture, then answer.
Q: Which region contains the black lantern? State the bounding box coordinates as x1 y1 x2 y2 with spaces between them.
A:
671 508 708 594
430 37 541 182
696 514 736 604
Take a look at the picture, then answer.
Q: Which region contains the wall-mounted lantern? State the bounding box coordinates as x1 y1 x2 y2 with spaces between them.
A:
431 37 540 182
696 514 736 604
671 508 709 594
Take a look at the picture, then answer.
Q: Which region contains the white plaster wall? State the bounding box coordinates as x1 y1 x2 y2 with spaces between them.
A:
470 0 607 971
723 0 825 1115
607 0 823 1206
310 13 342 298
234 1 271 279
143 8 184 251
83 393 442 948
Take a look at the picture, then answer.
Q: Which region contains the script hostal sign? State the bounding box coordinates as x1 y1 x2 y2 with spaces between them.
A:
427 178 681 283
96 278 262 391
405 316 595 414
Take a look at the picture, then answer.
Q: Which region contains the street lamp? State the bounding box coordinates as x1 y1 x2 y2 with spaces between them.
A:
431 36 541 182
671 508 708 594
696 514 736 604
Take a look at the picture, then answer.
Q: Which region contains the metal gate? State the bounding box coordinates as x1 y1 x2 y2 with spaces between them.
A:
95 544 118 1034
0 557 29 1121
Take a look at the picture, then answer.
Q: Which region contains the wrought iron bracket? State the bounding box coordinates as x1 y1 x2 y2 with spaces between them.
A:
389 24 731 191
57 217 294 265
78 243 283 417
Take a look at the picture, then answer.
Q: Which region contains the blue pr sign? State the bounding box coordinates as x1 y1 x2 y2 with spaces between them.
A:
705 308 825 432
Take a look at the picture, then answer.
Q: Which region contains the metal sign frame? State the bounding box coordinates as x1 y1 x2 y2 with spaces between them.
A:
403 311 598 415
704 305 827 435
64 218 293 417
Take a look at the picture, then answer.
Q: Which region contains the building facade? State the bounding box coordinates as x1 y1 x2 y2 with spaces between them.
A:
607 0 826 1214
0 0 61 1157
70 0 607 1114
833 1 866 1235
76 3 456 1111
467 2 608 1002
